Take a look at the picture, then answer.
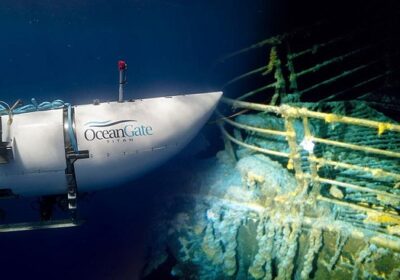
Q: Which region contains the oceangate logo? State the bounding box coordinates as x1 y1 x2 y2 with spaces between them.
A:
84 120 153 142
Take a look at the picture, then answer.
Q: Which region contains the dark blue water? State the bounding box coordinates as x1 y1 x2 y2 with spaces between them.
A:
0 0 276 104
0 1 272 279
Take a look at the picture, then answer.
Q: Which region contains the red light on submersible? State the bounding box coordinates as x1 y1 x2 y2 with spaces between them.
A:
118 60 127 71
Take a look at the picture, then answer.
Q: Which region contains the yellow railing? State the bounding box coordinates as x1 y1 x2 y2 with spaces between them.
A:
218 97 400 236
215 21 400 252
219 22 398 105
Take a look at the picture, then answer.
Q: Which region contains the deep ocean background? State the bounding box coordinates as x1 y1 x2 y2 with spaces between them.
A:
0 1 274 279
0 1 397 279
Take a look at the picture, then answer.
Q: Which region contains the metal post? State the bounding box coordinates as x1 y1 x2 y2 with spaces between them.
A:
118 60 127 102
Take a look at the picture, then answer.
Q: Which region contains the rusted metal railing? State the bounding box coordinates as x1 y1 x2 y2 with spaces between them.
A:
216 21 400 250
218 97 400 234
220 20 399 105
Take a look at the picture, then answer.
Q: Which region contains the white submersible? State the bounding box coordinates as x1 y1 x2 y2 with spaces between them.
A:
0 61 222 231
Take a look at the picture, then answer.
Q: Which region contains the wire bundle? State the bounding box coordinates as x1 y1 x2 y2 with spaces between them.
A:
0 98 69 115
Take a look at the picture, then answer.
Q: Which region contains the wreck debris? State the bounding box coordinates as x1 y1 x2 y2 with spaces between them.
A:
327 230 349 271
144 18 400 279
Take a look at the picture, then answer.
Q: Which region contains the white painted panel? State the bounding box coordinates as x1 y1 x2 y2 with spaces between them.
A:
74 91 222 191
8 109 66 171
0 92 221 196
0 109 67 196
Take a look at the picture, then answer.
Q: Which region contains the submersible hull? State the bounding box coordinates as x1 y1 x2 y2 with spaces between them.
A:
0 91 222 196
